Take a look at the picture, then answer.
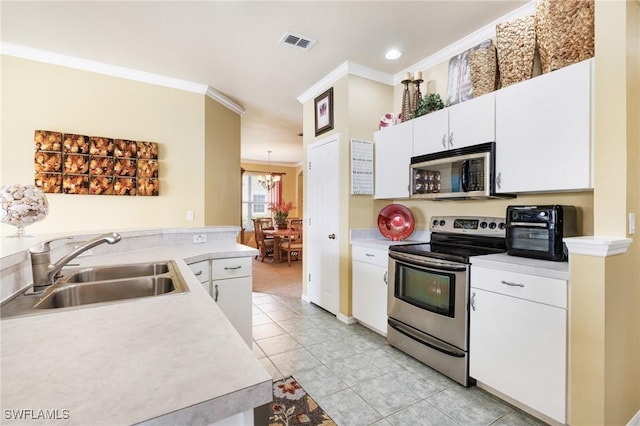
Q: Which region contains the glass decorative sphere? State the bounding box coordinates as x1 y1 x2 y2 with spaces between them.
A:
0 184 49 237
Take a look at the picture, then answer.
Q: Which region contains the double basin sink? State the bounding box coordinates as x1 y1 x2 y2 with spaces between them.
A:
1 261 189 319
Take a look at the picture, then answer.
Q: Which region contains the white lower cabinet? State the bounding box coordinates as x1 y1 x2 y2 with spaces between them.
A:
351 245 388 336
189 257 252 347
470 266 567 423
188 260 211 294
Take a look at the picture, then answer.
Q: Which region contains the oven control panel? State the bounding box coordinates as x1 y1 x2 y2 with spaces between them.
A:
429 216 506 236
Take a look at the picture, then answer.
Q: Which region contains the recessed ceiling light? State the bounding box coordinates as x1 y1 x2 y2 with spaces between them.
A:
385 49 402 60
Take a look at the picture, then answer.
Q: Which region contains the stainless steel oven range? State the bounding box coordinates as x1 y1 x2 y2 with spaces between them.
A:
387 216 506 386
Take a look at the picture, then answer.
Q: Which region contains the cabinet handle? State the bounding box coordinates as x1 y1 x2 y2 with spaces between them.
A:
383 271 388 285
496 172 502 190
214 283 219 302
328 234 336 240
193 270 203 276
224 266 242 271
448 132 454 148
471 292 476 311
365 253 375 257
501 280 525 288
441 134 447 149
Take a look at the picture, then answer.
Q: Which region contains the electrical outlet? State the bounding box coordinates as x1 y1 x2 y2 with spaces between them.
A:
186 210 194 221
193 234 207 244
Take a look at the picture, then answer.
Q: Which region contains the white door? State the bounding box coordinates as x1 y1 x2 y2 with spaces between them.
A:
307 135 340 315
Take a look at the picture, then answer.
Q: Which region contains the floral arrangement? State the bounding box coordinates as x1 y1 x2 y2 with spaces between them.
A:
269 200 295 226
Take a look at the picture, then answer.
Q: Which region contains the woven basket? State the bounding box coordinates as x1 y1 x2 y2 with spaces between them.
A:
496 14 536 88
469 44 498 97
536 0 594 73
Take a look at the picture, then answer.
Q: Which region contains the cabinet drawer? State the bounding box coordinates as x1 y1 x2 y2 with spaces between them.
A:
188 260 210 283
352 246 389 268
471 266 567 308
212 257 252 280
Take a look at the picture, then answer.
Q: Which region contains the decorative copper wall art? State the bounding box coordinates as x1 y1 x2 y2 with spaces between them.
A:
33 130 159 196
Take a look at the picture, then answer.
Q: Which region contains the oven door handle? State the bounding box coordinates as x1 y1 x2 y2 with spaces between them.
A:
389 252 468 272
388 318 466 358
389 252 468 273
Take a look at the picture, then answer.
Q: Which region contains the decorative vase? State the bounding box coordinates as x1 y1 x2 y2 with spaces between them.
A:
401 74 412 122
0 184 49 237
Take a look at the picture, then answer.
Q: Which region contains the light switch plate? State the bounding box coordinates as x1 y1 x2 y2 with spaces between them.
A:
186 210 194 221
629 212 636 235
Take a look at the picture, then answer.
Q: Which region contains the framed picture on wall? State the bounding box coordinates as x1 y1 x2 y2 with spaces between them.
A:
314 87 334 136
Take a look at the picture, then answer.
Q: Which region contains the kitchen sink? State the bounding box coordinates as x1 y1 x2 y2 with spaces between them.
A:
34 276 177 309
1 260 189 319
58 262 171 283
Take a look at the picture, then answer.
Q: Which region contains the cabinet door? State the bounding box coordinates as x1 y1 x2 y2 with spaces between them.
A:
448 93 495 149
374 120 413 199
214 276 252 347
495 59 592 193
470 287 566 423
352 260 388 336
412 108 449 156
188 260 211 295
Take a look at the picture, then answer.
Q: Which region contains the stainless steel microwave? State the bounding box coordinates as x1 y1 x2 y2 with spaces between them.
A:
410 142 514 200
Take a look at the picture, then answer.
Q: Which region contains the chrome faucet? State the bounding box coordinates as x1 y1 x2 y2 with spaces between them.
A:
29 232 122 292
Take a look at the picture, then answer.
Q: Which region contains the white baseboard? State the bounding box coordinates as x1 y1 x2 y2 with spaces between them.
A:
628 410 640 426
300 293 310 303
337 313 357 325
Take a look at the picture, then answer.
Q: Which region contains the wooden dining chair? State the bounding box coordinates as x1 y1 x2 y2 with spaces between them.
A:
280 218 303 266
252 218 275 262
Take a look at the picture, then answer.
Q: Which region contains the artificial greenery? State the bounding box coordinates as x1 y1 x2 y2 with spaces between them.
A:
414 93 445 118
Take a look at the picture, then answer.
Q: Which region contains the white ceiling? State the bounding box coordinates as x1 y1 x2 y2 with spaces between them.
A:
1 1 528 166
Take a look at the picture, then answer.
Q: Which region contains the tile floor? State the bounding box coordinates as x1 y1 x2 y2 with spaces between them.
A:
252 292 548 426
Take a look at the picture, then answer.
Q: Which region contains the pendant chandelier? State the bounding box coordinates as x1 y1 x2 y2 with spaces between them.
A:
257 150 280 191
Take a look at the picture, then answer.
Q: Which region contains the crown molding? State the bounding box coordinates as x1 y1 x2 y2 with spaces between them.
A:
564 236 633 257
297 1 536 100
1 42 208 94
1 42 246 115
205 87 245 115
297 61 393 104
394 1 536 84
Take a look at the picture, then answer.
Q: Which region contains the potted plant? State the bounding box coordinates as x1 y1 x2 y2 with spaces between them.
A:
414 93 445 118
269 200 295 229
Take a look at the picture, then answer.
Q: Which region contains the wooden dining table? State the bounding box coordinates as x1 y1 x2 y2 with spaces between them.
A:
262 228 290 263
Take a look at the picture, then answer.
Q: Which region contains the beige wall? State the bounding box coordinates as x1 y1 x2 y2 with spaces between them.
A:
1 56 208 234
570 1 640 425
205 96 241 226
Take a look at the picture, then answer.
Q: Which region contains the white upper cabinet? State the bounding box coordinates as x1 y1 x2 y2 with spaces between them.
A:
495 59 593 193
374 119 413 199
413 93 496 157
412 108 449 155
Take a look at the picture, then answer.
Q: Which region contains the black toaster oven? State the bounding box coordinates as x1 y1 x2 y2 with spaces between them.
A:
506 205 577 261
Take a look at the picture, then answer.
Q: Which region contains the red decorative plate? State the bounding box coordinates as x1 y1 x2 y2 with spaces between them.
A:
377 204 415 241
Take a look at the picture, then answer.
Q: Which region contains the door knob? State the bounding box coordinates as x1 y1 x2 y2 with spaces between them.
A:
328 234 336 240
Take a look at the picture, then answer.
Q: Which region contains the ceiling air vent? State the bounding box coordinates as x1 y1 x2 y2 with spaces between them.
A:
280 31 317 51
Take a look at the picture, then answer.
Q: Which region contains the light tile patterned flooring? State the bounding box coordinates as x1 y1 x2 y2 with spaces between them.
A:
252 292 548 426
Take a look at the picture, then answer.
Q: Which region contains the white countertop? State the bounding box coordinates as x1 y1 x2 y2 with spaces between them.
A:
1 240 271 425
470 252 570 280
350 228 430 249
